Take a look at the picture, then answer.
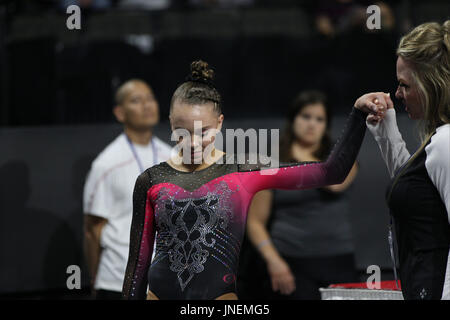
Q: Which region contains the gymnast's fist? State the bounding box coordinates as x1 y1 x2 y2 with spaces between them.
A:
366 93 395 125
354 92 392 118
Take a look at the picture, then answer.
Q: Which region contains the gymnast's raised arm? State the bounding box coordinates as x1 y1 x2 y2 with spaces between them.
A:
238 92 389 195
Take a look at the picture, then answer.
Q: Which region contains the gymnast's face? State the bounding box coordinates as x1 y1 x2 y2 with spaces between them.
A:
169 100 224 164
293 103 327 146
395 56 424 119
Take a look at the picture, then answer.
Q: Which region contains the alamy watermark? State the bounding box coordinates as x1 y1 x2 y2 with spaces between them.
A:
366 264 381 289
66 5 81 30
169 120 280 174
366 5 381 30
66 265 81 290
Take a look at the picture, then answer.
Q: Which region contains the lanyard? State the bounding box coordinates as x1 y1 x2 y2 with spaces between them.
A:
386 157 409 291
125 134 158 174
388 217 400 290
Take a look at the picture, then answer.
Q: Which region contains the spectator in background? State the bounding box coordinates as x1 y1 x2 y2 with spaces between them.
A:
83 79 172 299
59 0 112 11
118 0 171 10
244 90 359 299
315 0 395 37
377 1 395 31
188 0 254 9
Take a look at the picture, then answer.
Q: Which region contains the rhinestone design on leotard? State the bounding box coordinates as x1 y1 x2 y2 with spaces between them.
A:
154 180 237 291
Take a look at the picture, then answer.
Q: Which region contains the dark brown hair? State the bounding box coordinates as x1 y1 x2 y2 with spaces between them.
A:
170 60 222 115
279 90 332 162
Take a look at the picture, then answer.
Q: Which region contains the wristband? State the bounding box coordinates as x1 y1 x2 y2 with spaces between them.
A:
256 239 271 250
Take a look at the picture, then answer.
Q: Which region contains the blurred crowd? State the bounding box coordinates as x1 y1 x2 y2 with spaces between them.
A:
4 0 399 36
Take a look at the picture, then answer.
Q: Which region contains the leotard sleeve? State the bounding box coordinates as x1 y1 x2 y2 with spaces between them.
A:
238 107 367 195
122 171 156 300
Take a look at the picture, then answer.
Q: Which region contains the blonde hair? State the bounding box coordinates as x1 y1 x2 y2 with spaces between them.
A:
396 20 450 148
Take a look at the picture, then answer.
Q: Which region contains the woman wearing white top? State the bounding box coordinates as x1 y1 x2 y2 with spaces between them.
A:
364 20 450 300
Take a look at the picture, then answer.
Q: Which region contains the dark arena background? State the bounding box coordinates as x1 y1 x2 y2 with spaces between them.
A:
0 0 449 301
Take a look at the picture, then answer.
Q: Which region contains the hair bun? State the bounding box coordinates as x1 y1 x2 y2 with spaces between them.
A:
186 60 216 87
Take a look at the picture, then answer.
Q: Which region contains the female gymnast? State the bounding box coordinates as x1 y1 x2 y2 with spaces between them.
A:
122 60 386 300
366 21 450 300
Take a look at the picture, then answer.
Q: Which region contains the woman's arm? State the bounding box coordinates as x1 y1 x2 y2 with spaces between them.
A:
246 190 296 295
246 190 274 256
322 161 359 193
122 171 156 300
83 215 107 293
366 108 411 178
424 125 450 222
238 93 388 195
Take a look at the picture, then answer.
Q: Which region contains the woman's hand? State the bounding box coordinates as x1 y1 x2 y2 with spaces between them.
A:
267 256 296 295
354 92 392 116
366 93 394 125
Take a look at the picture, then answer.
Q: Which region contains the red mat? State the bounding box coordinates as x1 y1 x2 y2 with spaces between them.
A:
329 280 401 291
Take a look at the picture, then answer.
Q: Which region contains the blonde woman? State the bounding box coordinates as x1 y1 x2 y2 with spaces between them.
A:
367 21 450 300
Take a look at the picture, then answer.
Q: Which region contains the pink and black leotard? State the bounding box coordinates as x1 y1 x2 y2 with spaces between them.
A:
122 107 368 300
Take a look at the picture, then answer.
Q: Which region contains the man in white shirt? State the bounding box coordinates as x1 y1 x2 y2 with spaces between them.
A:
83 79 172 299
